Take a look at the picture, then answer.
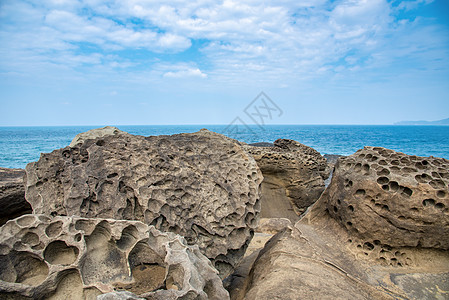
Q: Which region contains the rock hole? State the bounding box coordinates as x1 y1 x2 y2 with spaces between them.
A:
377 168 390 176
16 215 36 227
435 203 445 209
437 190 446 198
116 225 139 251
389 181 399 192
96 140 105 146
22 232 40 246
377 177 389 185
0 251 49 286
382 185 389 191
401 186 413 197
74 233 82 242
363 242 374 251
355 189 365 196
422 199 435 207
107 173 118 178
46 221 63 238
44 241 79 265
348 205 354 212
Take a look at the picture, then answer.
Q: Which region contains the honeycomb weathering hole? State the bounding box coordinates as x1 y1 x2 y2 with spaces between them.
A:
0 251 49 286
16 215 36 227
114 264 167 294
44 241 79 265
46 221 63 238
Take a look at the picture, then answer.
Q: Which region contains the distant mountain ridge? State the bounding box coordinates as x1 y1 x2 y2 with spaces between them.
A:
395 118 449 125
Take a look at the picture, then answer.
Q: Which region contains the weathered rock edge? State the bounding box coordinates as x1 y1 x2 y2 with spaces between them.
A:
0 214 229 299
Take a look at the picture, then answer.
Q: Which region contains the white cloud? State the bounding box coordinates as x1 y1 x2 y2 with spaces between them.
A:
163 68 207 78
0 0 447 86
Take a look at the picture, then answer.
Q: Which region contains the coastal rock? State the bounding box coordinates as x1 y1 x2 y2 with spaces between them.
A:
0 167 31 226
69 126 124 147
241 148 449 300
308 146 449 249
0 214 229 299
245 139 329 220
25 129 263 277
243 227 394 300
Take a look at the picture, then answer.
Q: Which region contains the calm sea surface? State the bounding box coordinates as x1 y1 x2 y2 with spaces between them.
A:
0 125 448 169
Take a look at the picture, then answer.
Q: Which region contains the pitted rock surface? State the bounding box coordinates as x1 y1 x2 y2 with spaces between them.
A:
25 129 263 277
310 146 449 250
0 167 31 226
245 139 329 218
0 214 229 299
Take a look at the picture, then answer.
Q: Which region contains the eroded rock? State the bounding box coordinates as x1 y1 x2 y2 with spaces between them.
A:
69 126 124 147
241 148 449 300
25 129 263 277
0 214 229 299
245 139 329 220
308 146 449 250
0 167 31 226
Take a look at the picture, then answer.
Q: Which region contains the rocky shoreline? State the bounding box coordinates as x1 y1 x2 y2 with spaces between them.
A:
0 127 448 299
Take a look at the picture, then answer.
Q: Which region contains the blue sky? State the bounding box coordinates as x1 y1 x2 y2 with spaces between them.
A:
0 0 448 125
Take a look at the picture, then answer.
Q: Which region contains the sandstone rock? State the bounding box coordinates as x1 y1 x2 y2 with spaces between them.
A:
0 214 229 299
243 223 449 300
0 167 31 226
307 146 449 250
70 126 124 147
255 218 292 234
97 291 145 300
226 218 292 300
241 147 449 300
245 139 329 220
243 227 394 300
25 129 263 277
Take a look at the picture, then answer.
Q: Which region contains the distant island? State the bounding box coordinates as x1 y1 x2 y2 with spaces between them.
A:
394 117 449 125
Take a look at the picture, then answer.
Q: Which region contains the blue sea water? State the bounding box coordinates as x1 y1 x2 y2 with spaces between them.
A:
0 125 448 169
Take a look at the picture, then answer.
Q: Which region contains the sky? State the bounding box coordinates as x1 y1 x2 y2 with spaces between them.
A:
0 0 448 126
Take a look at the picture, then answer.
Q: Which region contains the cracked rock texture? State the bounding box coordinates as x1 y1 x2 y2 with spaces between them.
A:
309 146 449 250
0 167 31 226
0 214 229 299
25 129 263 277
245 139 329 220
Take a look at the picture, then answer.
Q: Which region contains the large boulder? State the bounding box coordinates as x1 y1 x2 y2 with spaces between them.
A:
245 139 329 220
308 146 449 249
0 214 229 299
241 148 449 300
25 129 263 277
0 167 31 226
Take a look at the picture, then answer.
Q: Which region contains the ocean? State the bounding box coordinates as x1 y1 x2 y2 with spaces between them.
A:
0 125 448 169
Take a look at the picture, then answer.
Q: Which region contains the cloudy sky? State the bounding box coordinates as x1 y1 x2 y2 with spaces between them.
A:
0 0 448 125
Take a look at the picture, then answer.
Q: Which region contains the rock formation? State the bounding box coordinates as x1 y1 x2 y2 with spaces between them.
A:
25 129 263 277
245 139 329 220
241 147 449 300
309 146 449 250
70 126 124 147
0 214 229 299
0 167 31 226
